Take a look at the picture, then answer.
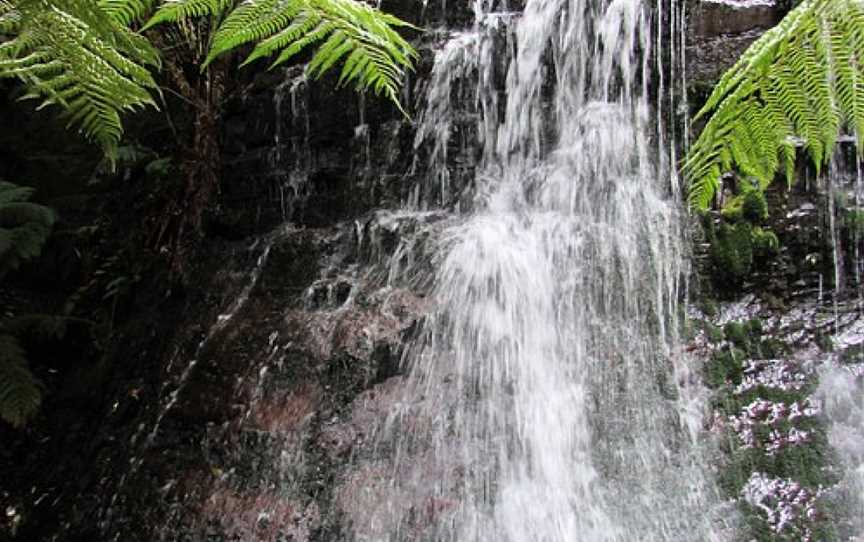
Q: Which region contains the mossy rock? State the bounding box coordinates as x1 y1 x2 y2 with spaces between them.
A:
724 321 751 351
844 209 864 235
751 227 780 261
721 188 769 224
710 222 754 290
704 347 746 388
741 189 769 222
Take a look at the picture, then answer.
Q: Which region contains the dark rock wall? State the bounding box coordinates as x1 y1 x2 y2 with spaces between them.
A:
686 0 784 97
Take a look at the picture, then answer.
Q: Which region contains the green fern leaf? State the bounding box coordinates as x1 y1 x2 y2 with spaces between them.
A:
191 0 418 112
99 0 157 25
0 333 41 428
0 181 55 280
0 0 161 161
142 0 232 29
685 0 864 209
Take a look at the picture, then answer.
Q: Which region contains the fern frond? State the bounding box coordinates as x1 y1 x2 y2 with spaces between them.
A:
99 0 158 25
0 333 41 427
196 0 417 112
0 181 55 280
0 0 161 160
0 0 20 33
142 0 233 29
685 0 864 209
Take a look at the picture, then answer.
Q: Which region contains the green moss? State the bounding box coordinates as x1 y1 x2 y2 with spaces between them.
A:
698 298 719 318
751 227 780 261
720 188 769 224
704 347 745 389
844 209 864 235
721 201 744 223
724 321 751 351
757 337 786 359
742 189 769 222
710 222 754 289
704 322 725 344
746 318 763 337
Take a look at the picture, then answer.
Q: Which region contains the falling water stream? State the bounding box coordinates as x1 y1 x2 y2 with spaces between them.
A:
343 0 723 540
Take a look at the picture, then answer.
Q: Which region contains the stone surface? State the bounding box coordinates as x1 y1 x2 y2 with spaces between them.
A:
686 0 784 91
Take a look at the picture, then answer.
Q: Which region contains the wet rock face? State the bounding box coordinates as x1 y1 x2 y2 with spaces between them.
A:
694 151 864 305
686 0 785 94
97 215 438 540
687 288 864 540
217 0 524 236
690 0 782 39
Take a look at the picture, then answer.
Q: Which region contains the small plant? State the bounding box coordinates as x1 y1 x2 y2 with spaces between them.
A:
0 181 55 426
710 222 754 289
0 332 42 427
751 227 780 260
0 181 55 281
722 186 769 224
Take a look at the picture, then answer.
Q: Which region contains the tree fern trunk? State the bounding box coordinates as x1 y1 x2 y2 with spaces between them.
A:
154 31 227 282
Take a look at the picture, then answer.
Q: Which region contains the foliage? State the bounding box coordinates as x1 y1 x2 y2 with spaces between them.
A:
0 0 162 163
0 332 41 426
0 180 55 280
147 0 417 108
684 0 864 209
709 221 755 289
0 0 417 158
751 226 780 260
699 317 840 540
0 181 55 427
721 185 769 223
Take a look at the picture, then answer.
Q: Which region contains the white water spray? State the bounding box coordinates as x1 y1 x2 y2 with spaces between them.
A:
343 1 723 540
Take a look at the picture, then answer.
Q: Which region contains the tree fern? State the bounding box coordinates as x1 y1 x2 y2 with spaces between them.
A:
141 0 233 28
0 332 41 427
0 0 162 162
99 0 158 26
0 181 55 281
1 0 417 160
145 0 418 113
684 0 864 210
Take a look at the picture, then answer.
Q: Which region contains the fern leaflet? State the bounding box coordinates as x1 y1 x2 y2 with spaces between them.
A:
685 0 864 209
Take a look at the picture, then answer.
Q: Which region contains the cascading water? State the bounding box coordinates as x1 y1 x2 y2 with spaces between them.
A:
340 0 724 540
816 364 864 538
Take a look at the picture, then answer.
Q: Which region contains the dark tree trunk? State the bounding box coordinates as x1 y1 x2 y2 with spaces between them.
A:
150 29 227 283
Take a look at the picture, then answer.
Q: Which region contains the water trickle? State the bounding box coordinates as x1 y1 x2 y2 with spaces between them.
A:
99 229 284 536
342 0 722 540
272 68 312 221
816 364 864 538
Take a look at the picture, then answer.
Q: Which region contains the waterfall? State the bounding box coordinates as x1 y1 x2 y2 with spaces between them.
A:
340 0 724 540
816 365 864 538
